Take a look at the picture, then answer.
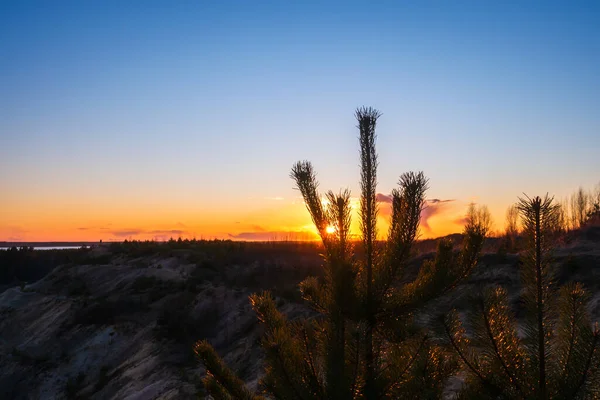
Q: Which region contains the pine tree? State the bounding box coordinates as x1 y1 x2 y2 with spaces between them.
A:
196 107 489 399
442 195 600 399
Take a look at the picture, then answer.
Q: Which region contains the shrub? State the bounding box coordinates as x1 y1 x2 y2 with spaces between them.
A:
442 195 600 398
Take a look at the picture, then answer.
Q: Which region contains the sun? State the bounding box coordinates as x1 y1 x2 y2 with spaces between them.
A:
325 225 336 234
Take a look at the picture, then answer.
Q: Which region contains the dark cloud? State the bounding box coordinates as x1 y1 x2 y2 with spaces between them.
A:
428 199 455 204
227 231 317 241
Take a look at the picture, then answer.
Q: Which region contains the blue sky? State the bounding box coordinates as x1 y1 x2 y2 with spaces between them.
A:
1 1 599 240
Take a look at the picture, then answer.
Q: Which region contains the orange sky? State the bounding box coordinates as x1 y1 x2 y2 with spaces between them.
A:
2 2 600 244
0 194 499 242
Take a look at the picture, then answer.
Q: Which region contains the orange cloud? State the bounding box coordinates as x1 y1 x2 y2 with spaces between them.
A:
227 230 318 241
420 199 455 233
376 193 456 235
110 229 188 238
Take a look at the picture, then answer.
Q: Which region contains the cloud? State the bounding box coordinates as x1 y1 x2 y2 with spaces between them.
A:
2 227 29 241
109 228 189 239
148 229 187 236
232 223 266 232
111 229 145 238
428 199 455 204
451 202 482 228
377 193 455 206
376 194 456 233
78 226 110 231
227 231 318 241
421 200 456 232
453 216 469 226
264 197 285 201
7 226 29 234
376 193 393 203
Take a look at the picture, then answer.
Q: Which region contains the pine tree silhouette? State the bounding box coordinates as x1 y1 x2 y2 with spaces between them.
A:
196 107 489 399
442 195 600 399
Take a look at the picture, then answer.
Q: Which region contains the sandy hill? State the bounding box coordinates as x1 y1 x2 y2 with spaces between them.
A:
1 228 599 399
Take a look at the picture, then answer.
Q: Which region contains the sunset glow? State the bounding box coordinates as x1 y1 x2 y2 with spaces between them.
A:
1 2 599 243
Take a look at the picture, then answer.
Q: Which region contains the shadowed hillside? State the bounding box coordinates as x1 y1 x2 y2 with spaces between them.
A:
1 226 599 399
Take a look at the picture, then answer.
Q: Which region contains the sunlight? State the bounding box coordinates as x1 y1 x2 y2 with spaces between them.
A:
325 225 336 234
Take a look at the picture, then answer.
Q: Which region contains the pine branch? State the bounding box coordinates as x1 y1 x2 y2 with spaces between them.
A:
325 190 358 320
517 194 559 398
377 172 428 299
299 277 329 314
275 347 312 400
356 106 381 400
252 293 318 399
349 328 362 398
388 240 454 315
442 316 485 387
557 283 589 385
203 374 233 400
326 309 350 399
356 106 380 253
379 335 428 399
570 328 600 399
382 211 485 322
325 189 353 260
291 161 331 249
561 303 578 384
478 295 527 398
301 324 325 399
194 340 262 400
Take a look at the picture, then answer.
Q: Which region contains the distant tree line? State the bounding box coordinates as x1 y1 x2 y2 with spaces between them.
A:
0 246 90 285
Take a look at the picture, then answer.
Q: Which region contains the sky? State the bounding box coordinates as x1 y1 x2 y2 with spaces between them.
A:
1 1 599 242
